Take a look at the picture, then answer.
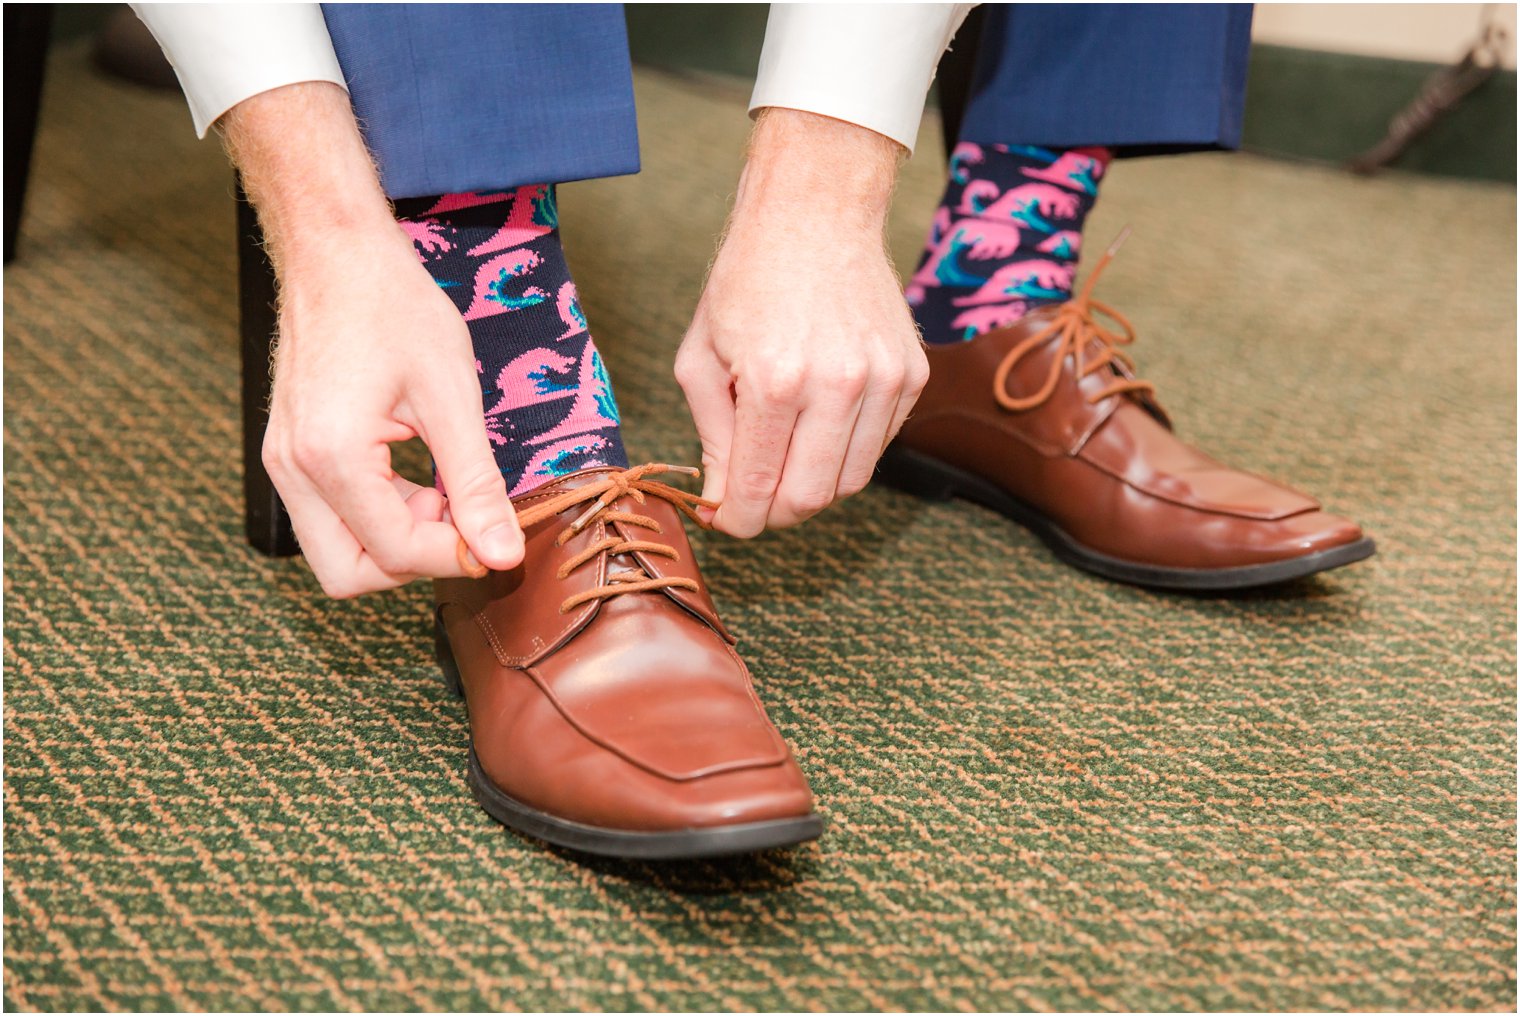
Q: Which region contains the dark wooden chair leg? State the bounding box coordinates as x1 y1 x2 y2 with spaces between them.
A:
4 4 54 264
934 4 986 158
237 180 299 557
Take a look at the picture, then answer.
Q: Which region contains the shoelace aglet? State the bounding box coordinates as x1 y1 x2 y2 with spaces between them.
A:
656 463 701 477
1073 225 1133 306
568 492 616 534
1105 224 1133 259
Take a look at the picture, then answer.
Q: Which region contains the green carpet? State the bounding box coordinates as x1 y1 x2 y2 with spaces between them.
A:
5 48 1516 1011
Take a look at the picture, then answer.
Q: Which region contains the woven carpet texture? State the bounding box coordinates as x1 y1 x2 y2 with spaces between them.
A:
4 49 1516 1012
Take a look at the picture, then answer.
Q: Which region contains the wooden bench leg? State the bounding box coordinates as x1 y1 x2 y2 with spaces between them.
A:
236 180 299 557
4 4 53 264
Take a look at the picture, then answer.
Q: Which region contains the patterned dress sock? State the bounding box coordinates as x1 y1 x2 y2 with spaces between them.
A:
906 143 1112 344
394 185 628 496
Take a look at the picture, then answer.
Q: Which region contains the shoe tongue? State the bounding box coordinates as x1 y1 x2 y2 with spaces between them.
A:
606 552 647 581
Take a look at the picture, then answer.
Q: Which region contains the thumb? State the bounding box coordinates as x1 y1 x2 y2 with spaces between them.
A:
424 399 524 572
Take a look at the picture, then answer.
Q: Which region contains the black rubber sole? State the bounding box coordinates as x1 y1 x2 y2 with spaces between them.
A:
876 445 1377 592
434 616 824 861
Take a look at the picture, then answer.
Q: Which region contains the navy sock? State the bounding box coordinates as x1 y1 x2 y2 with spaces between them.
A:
907 143 1111 343
395 186 629 495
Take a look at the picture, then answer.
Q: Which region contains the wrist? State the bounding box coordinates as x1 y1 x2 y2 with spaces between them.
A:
222 81 401 271
276 212 414 280
734 107 902 230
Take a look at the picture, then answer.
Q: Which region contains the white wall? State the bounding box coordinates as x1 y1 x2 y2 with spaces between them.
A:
1253 3 1517 69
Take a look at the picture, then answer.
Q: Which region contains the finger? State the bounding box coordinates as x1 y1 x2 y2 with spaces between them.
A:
277 475 417 597
884 349 930 452
884 383 921 454
836 380 901 499
392 476 488 579
709 379 800 539
392 474 447 525
417 386 524 572
766 396 862 529
306 437 477 579
673 345 737 515
287 470 492 594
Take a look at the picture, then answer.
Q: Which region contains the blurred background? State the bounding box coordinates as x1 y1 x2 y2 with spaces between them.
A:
628 2 1520 180
14 3 1520 180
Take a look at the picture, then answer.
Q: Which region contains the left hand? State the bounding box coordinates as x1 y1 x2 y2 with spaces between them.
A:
674 109 930 538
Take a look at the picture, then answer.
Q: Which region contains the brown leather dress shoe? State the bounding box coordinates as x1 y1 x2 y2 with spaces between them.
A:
433 464 822 859
881 241 1375 591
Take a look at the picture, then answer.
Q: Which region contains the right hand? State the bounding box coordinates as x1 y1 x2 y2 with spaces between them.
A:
261 226 524 598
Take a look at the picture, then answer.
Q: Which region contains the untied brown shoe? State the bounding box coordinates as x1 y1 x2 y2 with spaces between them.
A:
880 233 1375 591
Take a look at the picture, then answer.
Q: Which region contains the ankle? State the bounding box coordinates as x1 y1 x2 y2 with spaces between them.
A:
908 143 1109 344
401 186 628 494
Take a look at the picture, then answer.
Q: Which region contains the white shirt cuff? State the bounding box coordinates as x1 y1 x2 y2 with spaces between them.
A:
131 2 347 138
749 3 975 152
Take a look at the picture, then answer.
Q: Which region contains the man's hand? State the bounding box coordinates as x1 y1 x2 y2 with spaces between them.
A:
225 83 523 597
675 108 928 537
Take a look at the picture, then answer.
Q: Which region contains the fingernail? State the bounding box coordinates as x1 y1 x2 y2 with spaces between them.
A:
480 522 521 563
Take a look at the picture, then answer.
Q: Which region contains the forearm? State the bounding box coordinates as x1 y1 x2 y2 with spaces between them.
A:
734 108 905 235
219 81 402 273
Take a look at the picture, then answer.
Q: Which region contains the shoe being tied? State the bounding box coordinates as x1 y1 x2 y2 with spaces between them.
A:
434 464 822 859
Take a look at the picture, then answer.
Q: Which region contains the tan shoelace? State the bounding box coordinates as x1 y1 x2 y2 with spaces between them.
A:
992 227 1156 412
506 463 718 614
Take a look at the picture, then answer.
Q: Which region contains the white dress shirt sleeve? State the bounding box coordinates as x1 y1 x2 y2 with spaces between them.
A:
749 3 976 152
131 3 347 138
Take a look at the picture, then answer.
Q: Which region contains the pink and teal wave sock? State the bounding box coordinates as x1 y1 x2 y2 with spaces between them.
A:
907 143 1112 343
394 185 627 496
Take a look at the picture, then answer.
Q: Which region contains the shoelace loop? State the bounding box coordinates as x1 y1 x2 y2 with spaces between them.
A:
510 463 717 614
992 227 1156 413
